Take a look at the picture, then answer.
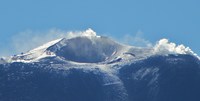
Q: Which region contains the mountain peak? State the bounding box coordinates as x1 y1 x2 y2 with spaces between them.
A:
9 34 131 64
4 29 199 64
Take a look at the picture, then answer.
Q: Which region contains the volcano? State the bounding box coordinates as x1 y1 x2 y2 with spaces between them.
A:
0 29 200 101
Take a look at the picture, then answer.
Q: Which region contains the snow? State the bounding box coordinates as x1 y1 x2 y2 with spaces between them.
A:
3 29 199 65
134 67 159 80
9 38 63 63
29 38 63 53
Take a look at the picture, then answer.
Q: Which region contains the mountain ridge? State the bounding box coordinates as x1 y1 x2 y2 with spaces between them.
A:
0 29 200 101
2 29 199 65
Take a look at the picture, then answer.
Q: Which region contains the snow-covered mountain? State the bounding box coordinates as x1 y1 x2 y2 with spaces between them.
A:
6 29 199 65
0 29 200 101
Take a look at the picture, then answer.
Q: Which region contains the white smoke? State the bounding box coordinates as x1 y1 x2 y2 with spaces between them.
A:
11 29 66 54
11 28 97 54
0 47 10 57
153 38 200 59
66 28 98 38
122 30 152 47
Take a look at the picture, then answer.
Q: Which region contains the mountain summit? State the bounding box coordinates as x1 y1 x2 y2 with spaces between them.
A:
8 29 153 64
6 29 199 64
0 29 200 101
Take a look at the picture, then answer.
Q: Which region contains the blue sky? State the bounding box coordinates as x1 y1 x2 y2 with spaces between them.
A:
0 0 199 56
